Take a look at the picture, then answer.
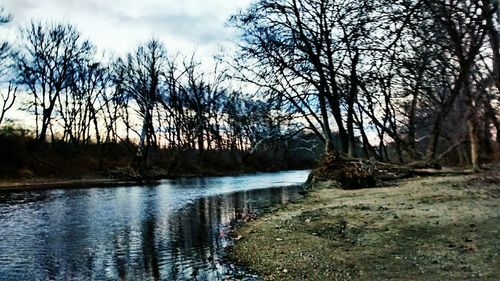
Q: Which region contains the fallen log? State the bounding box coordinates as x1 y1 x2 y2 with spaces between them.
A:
306 155 466 190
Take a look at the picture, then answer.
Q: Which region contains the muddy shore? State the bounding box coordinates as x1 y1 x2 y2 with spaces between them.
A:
230 169 500 280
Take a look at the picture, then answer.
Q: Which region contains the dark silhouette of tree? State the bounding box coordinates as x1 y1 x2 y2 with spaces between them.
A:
0 84 16 126
115 39 168 169
0 8 15 127
0 8 11 60
17 22 92 143
231 0 404 158
0 1 497 173
232 0 499 169
64 58 109 144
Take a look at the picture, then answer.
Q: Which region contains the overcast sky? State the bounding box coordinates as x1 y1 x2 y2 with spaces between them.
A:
1 0 251 58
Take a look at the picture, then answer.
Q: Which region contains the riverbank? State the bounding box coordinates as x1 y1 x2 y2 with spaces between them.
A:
0 177 155 192
0 165 311 192
0 129 318 186
0 168 309 192
230 168 500 280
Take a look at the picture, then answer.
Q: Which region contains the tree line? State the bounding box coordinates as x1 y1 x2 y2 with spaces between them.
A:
231 0 500 169
0 9 303 170
1 0 500 171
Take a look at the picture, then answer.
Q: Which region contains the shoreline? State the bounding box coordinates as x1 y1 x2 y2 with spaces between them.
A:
0 177 156 192
230 169 500 280
0 168 310 192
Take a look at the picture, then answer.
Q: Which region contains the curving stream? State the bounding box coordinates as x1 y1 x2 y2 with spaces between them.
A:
0 170 309 281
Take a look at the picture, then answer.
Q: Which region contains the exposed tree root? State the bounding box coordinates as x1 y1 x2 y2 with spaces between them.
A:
306 155 470 189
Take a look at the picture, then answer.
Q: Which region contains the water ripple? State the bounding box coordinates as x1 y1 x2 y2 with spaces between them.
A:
0 170 309 280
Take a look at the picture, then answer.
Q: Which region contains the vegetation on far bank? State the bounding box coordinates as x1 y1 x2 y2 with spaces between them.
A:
0 125 319 182
230 167 500 280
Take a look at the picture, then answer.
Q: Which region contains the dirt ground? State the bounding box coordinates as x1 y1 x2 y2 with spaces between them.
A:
231 168 500 280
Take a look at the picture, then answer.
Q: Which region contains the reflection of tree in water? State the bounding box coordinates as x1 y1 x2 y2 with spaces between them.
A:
161 187 300 280
108 190 162 281
28 186 300 281
142 217 160 281
167 195 226 280
112 226 130 281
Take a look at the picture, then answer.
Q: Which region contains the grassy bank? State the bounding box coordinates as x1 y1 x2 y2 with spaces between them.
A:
230 168 500 280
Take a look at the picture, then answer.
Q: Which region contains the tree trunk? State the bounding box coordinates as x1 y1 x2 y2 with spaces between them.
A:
319 91 335 155
467 117 479 171
135 108 154 171
38 110 51 144
484 99 500 145
347 49 360 158
426 117 442 161
483 0 500 92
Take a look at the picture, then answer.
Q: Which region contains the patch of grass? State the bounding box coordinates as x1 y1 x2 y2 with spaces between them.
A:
231 172 500 280
354 218 500 280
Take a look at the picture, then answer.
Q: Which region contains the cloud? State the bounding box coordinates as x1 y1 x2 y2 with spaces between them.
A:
119 12 229 44
1 0 251 57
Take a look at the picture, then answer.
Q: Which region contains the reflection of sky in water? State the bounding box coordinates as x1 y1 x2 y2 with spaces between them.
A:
0 170 309 281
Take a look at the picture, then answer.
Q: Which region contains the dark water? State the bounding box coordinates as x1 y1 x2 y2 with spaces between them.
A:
0 170 309 281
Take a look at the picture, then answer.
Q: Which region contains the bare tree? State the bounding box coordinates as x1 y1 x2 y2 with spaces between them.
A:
63 57 108 144
0 8 15 127
0 83 16 126
17 22 92 143
231 0 413 158
0 8 12 62
422 0 488 169
115 39 168 169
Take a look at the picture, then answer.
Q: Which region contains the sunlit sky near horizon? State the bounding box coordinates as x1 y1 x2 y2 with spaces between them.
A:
1 0 252 58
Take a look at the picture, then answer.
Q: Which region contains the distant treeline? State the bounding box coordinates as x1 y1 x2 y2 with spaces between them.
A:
1 0 500 174
0 15 315 171
0 125 321 179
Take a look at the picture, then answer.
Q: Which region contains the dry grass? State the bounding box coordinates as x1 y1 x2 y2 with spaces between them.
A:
231 169 500 280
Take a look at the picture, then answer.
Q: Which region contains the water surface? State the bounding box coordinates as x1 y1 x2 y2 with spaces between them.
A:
0 170 309 280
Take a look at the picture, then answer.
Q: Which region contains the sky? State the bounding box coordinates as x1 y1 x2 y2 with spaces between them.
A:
0 0 252 124
1 0 252 58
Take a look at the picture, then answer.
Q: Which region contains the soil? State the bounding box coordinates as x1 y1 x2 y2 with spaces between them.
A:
230 167 500 280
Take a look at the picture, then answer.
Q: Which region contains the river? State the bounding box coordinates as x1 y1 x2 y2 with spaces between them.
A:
0 170 309 281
